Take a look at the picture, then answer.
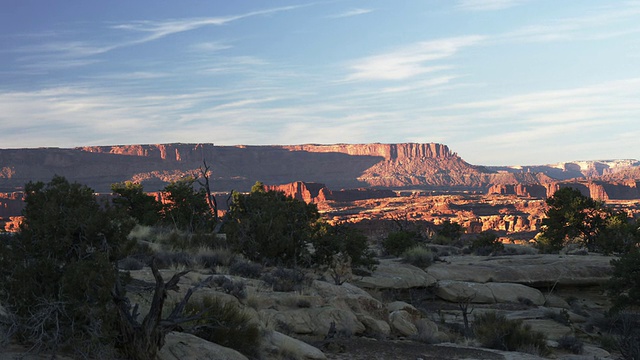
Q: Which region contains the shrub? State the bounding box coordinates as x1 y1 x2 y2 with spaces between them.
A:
557 335 584 354
195 248 236 269
544 309 571 326
607 249 640 313
401 245 434 268
470 231 504 256
0 176 134 357
383 230 420 256
118 256 145 271
473 312 549 356
184 296 262 359
154 251 195 269
261 267 313 292
211 275 247 300
224 183 320 267
229 259 264 279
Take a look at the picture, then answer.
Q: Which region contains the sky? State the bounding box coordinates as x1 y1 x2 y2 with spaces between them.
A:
1 0 639 166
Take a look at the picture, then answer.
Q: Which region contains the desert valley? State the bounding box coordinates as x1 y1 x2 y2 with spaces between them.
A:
2 142 640 236
1 142 640 360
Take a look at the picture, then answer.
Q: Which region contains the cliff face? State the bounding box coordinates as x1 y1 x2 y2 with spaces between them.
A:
0 143 495 193
283 143 454 160
1 143 639 200
265 181 397 204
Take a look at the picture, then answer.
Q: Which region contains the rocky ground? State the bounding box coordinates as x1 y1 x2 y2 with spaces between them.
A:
2 251 621 360
128 251 618 359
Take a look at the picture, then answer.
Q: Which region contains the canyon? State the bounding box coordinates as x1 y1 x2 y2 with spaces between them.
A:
1 143 639 235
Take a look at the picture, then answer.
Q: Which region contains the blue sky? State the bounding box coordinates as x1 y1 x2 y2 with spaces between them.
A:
1 0 639 165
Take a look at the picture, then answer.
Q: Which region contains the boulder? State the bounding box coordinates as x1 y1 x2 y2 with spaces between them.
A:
386 301 420 316
435 281 495 303
159 332 248 360
485 282 545 305
265 331 326 360
356 314 391 337
260 307 365 336
388 310 418 337
415 318 439 339
353 259 437 290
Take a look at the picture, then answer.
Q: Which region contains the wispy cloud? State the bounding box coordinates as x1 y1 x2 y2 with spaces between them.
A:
497 3 640 43
345 36 484 81
11 5 306 71
112 5 306 45
456 0 528 11
328 8 373 18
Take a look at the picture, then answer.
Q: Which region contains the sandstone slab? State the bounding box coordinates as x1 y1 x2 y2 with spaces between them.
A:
353 259 437 290
265 331 327 360
159 332 248 360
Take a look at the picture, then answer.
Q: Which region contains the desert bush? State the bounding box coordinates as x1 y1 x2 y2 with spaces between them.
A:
401 245 434 268
211 275 247 300
0 176 134 358
118 256 145 271
473 312 549 356
436 219 464 245
544 309 571 326
229 259 264 279
470 231 504 256
160 177 216 233
383 230 421 256
224 183 320 267
312 222 378 275
607 248 640 312
184 296 262 358
261 267 313 292
154 251 195 269
195 247 236 269
557 335 584 354
597 311 640 360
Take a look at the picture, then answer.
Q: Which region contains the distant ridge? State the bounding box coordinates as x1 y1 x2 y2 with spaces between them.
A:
0 143 639 197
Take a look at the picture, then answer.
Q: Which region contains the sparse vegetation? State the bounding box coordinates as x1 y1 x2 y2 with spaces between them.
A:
401 245 434 268
383 230 421 256
473 312 549 356
557 335 584 354
261 267 313 292
469 231 504 256
184 295 262 358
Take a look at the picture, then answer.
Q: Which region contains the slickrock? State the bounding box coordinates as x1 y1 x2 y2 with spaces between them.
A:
428 255 614 287
159 332 249 360
353 259 437 290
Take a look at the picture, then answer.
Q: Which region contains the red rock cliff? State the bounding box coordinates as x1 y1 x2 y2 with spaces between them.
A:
283 143 454 160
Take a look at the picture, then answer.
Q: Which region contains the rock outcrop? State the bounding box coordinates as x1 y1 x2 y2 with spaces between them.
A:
265 181 396 203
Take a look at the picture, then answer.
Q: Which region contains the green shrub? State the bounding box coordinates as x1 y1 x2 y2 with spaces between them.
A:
154 251 195 269
261 268 313 292
401 246 434 268
544 309 571 326
607 249 640 312
470 231 504 256
557 335 583 354
224 183 320 267
211 275 247 300
118 256 145 271
184 296 262 358
0 176 134 357
383 230 420 256
195 248 236 269
229 259 264 279
473 312 549 355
